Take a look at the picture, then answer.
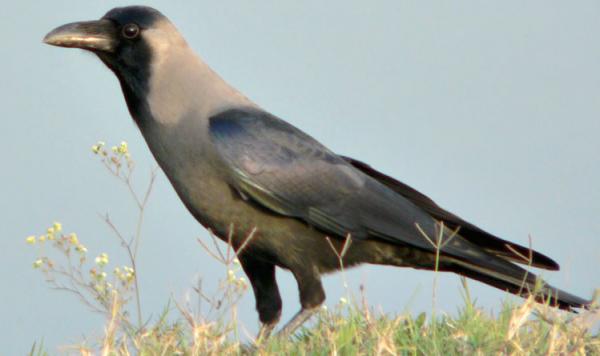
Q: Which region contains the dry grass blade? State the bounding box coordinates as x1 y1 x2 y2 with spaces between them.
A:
506 295 535 341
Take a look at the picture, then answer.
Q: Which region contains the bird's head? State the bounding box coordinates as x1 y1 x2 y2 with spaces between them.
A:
44 6 249 126
43 6 189 119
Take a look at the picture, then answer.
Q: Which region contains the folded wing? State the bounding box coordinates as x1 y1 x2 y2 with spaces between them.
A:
210 109 519 264
209 108 589 309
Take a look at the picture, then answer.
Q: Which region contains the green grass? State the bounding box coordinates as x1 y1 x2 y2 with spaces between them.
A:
34 291 597 355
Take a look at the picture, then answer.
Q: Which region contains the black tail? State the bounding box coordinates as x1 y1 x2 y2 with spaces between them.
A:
342 156 591 309
343 156 560 271
447 258 590 310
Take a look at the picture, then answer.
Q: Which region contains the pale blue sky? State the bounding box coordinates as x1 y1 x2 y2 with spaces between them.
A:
3 1 600 353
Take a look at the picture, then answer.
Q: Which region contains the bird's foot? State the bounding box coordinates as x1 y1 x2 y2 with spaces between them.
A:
276 306 320 337
256 322 276 342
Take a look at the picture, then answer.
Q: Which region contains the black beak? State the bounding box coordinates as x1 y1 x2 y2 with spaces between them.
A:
43 19 117 53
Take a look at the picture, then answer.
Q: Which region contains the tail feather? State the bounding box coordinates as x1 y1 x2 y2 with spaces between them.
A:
339 157 590 309
343 156 561 270
448 258 590 310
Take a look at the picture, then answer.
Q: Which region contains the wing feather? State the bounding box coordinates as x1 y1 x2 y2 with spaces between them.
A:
209 108 524 266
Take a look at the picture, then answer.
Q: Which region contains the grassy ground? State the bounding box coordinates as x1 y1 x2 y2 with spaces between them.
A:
30 289 600 355
27 142 600 355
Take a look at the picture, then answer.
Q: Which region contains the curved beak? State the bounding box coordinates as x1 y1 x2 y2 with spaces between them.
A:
43 19 117 53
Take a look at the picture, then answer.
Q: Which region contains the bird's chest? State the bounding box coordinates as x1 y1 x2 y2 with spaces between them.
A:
140 119 258 239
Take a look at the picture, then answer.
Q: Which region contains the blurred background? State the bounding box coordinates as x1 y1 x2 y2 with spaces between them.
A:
2 1 600 353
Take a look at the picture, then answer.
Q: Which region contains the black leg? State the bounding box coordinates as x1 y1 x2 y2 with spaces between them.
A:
277 269 325 337
238 254 282 340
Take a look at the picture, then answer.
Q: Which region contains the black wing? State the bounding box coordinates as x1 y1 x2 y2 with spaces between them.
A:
209 108 513 265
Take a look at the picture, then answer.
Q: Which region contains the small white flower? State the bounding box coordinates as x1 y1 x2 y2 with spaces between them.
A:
95 253 109 267
52 222 62 232
118 141 128 154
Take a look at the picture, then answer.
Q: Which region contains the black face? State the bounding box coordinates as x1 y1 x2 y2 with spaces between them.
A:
99 7 167 121
44 6 167 123
97 6 162 74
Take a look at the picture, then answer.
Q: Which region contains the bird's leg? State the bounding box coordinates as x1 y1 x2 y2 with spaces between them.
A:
277 269 325 337
238 254 282 341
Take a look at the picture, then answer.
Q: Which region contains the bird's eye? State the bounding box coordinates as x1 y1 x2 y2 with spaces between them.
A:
122 23 140 39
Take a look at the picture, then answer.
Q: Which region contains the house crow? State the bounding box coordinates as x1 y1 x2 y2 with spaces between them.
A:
44 6 591 338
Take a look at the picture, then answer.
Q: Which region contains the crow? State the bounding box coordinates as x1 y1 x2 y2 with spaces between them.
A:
44 6 591 338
